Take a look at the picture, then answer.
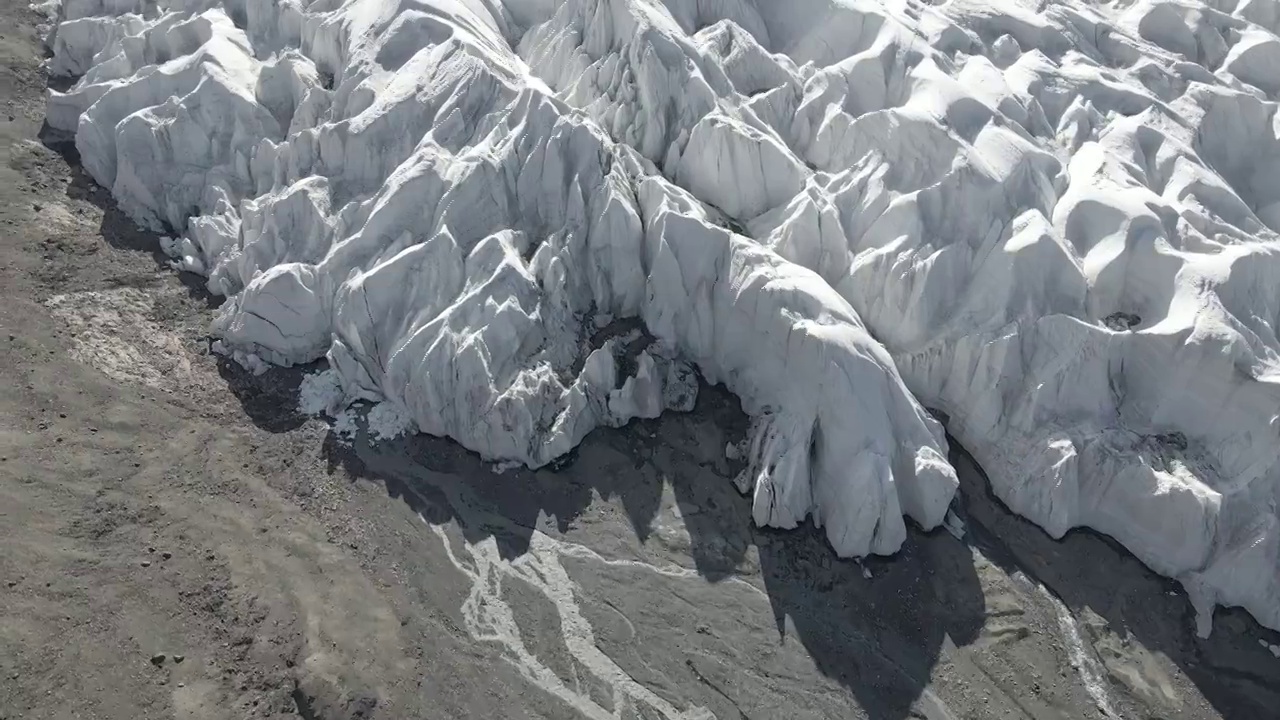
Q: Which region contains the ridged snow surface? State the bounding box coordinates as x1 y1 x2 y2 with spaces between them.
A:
45 0 1280 634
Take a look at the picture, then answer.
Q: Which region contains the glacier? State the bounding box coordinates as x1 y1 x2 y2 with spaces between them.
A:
42 0 1280 635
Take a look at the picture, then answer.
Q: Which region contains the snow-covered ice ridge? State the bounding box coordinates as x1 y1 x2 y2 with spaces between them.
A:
44 0 1280 633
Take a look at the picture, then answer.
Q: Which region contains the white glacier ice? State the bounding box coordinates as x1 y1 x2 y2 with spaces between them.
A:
44 0 1280 634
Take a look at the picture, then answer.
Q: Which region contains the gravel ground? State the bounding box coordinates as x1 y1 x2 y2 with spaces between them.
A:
3 2 1279 718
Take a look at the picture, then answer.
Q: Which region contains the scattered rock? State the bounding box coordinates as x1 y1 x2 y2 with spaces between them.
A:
150 653 166 666
1155 431 1188 451
350 694 379 718
1102 311 1141 331
173 654 185 664
141 560 151 567
161 551 172 560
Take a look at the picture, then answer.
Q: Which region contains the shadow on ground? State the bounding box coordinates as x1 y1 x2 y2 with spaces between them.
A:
228 353 1280 720
307 381 987 719
953 444 1280 720
214 359 315 433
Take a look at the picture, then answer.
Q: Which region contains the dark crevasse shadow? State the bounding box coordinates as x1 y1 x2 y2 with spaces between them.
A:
315 381 986 720
952 442 1280 720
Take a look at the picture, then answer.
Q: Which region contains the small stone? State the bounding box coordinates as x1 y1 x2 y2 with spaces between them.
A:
58 413 66 419
148 547 156 553
89 427 98 433
141 560 151 567
173 654 185 664
161 551 172 560
32 203 42 211
150 653 166 666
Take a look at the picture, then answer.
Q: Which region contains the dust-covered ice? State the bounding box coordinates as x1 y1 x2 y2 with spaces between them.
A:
44 0 1280 635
